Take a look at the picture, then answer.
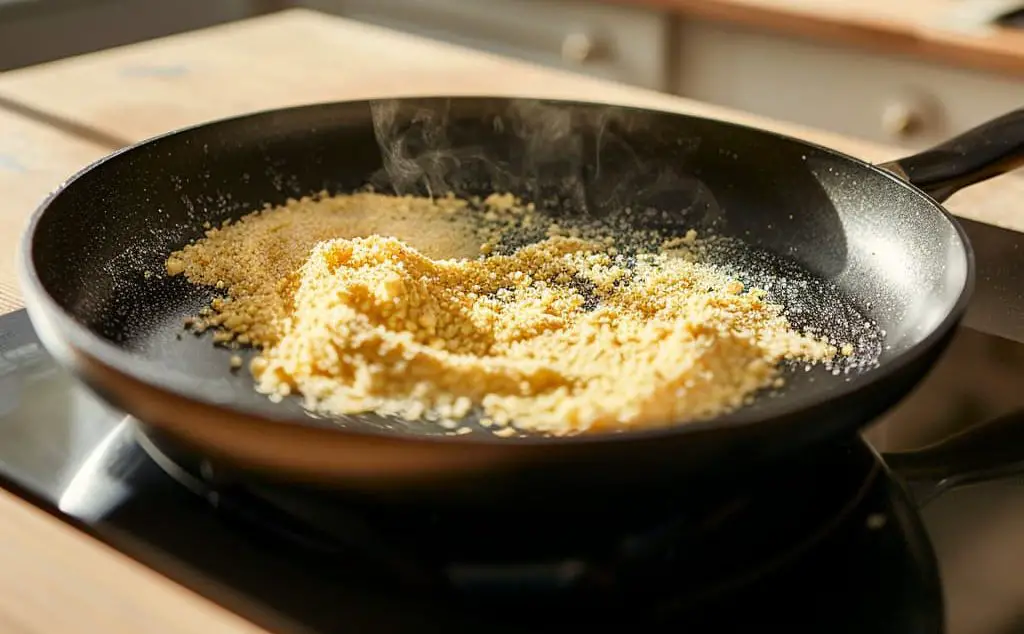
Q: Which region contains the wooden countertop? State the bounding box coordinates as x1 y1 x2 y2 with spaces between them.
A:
0 109 109 313
621 0 1024 78
0 487 272 634
0 8 1021 633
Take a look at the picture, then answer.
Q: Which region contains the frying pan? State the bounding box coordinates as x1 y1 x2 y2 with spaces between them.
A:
18 97 1024 511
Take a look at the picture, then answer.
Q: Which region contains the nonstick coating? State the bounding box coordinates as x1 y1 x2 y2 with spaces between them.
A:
21 97 972 508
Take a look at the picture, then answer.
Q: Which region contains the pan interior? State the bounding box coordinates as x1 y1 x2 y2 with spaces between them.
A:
28 97 970 440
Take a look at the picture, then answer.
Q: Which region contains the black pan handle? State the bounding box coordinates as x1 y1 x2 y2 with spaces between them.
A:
882 409 1024 506
879 108 1024 203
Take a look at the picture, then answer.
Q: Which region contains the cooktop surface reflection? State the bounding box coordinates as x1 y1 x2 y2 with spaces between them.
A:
2 309 1024 634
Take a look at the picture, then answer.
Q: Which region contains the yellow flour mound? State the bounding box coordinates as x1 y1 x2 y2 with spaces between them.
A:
165 191 837 436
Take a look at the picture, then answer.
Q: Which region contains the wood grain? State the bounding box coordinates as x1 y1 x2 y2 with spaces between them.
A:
0 486 272 634
613 0 1024 78
0 10 1020 634
0 109 111 313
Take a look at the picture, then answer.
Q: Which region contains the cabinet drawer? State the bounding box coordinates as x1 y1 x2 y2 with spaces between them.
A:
673 20 1023 150
300 0 672 91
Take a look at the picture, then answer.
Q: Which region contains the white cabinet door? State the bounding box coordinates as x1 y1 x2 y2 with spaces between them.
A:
672 19 1023 150
300 0 672 91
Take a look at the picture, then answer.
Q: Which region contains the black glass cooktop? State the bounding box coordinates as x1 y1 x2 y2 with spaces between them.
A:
0 308 1004 634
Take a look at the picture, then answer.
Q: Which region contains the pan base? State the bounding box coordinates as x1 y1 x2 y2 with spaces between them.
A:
136 422 941 631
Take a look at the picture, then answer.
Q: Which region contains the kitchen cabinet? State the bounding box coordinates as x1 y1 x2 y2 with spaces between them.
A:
297 0 673 91
295 1 1020 149
672 19 1023 150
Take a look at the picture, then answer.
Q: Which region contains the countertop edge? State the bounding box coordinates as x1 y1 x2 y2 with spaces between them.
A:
0 484 273 634
610 0 1024 78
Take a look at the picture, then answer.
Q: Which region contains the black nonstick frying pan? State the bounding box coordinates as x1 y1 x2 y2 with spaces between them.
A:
19 98 1024 511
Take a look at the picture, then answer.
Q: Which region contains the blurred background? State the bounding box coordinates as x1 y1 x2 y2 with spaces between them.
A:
0 0 1021 152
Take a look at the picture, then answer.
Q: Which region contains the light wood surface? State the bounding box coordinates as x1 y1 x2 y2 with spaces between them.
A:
0 109 111 313
0 488 272 634
0 9 1021 633
621 0 1024 77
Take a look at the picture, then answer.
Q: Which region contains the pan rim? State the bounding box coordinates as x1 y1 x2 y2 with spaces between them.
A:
17 95 976 447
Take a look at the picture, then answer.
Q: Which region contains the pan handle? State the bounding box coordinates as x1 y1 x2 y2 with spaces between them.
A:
882 409 1024 506
878 108 1024 203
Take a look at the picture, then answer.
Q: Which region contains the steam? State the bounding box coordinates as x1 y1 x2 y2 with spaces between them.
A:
366 97 721 232
362 97 881 373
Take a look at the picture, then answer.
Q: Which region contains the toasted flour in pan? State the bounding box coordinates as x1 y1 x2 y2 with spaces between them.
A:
165 191 844 436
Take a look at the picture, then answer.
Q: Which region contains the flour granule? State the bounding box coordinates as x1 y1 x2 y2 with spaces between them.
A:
165 191 840 436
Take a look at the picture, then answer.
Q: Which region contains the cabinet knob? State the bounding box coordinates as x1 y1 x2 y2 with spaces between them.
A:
881 101 925 139
561 32 596 64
